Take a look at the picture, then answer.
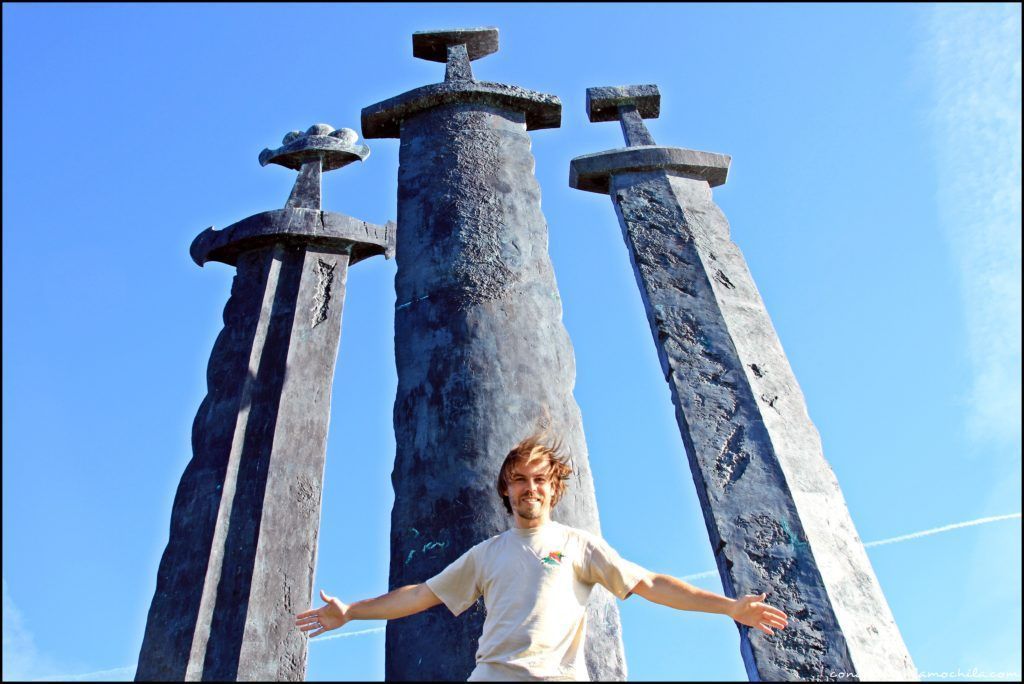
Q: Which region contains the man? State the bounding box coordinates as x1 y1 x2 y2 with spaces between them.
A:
296 434 789 680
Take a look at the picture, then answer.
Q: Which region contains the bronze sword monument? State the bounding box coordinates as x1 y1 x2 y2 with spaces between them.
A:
362 28 628 681
569 85 916 680
136 125 394 681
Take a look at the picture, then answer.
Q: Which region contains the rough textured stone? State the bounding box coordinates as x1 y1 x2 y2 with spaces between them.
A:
258 125 369 172
363 31 628 682
137 132 393 681
190 208 394 267
444 44 474 82
362 80 561 138
616 106 657 147
137 242 353 682
607 170 916 680
569 86 917 681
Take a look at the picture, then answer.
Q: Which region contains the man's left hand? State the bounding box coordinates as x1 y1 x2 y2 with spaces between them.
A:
730 593 789 635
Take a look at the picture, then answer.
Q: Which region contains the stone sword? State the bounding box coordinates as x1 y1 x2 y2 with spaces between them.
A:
569 86 917 681
362 27 628 681
137 125 393 682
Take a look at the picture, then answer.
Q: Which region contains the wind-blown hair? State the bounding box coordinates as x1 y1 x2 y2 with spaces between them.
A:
496 433 573 515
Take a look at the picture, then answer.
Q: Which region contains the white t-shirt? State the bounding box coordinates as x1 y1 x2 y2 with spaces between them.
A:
425 521 649 681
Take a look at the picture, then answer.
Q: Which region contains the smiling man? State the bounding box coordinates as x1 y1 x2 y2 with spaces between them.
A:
296 433 789 681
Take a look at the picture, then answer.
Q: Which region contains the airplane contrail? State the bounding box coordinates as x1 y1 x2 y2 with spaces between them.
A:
35 512 1022 679
25 630 388 680
681 512 1021 582
311 626 386 642
863 513 1021 548
31 665 137 681
680 569 720 581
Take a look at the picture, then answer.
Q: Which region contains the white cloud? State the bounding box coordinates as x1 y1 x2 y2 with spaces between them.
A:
3 577 61 681
921 10 1022 673
5 576 137 681
925 3 1022 448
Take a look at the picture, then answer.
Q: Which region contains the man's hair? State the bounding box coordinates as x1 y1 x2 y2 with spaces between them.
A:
496 432 573 515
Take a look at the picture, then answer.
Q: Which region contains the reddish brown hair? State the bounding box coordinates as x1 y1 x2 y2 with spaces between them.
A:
496 433 573 515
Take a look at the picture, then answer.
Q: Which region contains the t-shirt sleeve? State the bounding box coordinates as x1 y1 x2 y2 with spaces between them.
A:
578 533 650 600
425 544 482 617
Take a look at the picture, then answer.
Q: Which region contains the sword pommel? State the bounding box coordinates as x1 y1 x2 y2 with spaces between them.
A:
412 27 498 62
586 84 661 123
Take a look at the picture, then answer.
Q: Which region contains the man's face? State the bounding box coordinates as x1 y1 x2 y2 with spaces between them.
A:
503 458 555 526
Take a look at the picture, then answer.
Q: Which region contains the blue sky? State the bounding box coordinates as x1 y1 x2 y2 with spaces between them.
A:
2 3 1020 681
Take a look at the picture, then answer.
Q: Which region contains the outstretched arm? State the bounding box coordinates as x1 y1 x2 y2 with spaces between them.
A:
295 584 442 638
631 573 789 635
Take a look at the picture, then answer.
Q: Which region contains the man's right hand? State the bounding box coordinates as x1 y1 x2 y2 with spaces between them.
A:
295 583 442 633
295 589 349 638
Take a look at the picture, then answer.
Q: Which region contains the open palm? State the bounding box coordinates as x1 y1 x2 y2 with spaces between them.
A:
731 593 789 635
295 589 350 638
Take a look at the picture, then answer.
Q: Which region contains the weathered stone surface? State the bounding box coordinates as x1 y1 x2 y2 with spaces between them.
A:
190 209 395 267
362 80 561 138
137 242 352 681
138 128 392 681
363 32 627 681
286 161 324 210
605 169 915 680
258 124 369 172
616 105 658 147
444 44 474 82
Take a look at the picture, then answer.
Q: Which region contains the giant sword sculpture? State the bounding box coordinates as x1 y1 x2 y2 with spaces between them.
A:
362 28 628 681
137 125 394 681
569 85 917 680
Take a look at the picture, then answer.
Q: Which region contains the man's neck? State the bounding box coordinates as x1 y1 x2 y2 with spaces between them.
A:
513 514 551 530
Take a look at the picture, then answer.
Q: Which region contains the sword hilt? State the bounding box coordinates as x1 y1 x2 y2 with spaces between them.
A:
586 85 661 147
258 124 369 210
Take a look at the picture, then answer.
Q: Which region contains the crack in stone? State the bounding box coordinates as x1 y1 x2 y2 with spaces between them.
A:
665 277 697 299
714 269 736 289
311 258 335 327
714 424 749 489
294 476 319 518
